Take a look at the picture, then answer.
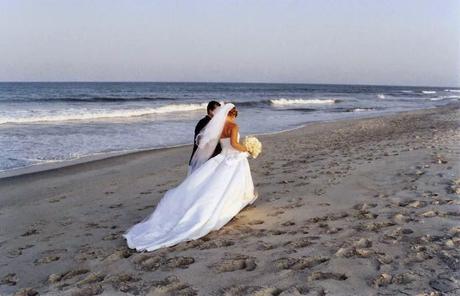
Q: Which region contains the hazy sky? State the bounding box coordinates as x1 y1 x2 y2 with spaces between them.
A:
1 0 459 86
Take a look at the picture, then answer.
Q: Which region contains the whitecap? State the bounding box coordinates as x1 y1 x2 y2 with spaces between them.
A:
352 108 375 112
270 98 336 106
0 103 207 124
430 95 460 101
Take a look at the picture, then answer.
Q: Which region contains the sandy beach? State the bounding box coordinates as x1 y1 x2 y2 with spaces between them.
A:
1 104 459 296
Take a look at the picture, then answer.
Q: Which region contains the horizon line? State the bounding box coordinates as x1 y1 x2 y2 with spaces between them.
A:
0 80 459 89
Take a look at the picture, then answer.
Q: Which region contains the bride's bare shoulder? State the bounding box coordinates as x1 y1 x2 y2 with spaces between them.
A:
222 122 238 138
225 122 238 129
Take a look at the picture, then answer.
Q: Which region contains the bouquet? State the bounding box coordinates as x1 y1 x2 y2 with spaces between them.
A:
243 136 262 158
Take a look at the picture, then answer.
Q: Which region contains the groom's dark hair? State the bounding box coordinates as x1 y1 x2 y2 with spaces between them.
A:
207 101 221 114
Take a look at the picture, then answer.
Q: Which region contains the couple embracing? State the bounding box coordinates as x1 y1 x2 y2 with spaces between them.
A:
123 101 259 252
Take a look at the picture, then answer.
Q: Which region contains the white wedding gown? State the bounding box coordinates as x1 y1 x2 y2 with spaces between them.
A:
123 135 257 252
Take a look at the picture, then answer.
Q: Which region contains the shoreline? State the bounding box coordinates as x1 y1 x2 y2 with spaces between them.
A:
0 106 439 180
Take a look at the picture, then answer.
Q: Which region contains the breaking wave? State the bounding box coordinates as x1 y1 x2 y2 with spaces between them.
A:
270 98 337 105
3 96 180 103
429 95 460 101
0 103 207 124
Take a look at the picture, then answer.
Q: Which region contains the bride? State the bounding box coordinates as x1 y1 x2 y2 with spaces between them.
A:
123 103 257 252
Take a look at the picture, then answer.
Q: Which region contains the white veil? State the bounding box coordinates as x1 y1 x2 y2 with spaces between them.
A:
189 103 235 174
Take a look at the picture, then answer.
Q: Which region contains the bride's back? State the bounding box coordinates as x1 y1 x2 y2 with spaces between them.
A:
221 122 236 139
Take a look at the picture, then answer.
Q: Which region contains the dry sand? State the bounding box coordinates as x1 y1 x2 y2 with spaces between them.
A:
1 104 459 296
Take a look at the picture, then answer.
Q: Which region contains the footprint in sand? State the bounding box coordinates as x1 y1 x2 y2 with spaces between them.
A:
7 249 23 258
328 211 349 220
268 230 287 236
354 238 373 248
392 213 412 224
148 276 197 295
198 239 235 250
75 272 106 286
420 210 438 218
353 202 378 211
354 221 395 232
280 201 305 209
48 269 90 285
318 202 331 207
13 288 39 295
104 247 134 262
325 226 343 234
21 228 39 237
75 246 110 262
85 222 104 229
107 273 141 294
438 250 460 271
335 247 357 258
218 285 280 296
248 219 264 225
48 195 67 203
273 256 329 271
371 273 393 287
305 216 327 224
59 217 73 227
210 254 257 272
1 273 18 286
429 273 459 293
267 210 285 217
109 203 123 209
283 237 314 249
102 232 123 241
69 284 104 296
137 204 156 211
34 255 60 265
392 272 417 285
353 209 379 220
308 271 348 281
164 257 196 270
255 241 276 251
281 220 296 226
133 254 195 271
407 200 428 208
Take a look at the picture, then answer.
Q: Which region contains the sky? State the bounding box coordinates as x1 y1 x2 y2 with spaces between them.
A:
0 0 459 87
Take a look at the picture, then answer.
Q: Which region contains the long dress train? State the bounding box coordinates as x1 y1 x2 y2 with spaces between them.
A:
123 136 256 252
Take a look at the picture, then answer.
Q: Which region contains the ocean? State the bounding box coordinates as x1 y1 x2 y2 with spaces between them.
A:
0 82 459 173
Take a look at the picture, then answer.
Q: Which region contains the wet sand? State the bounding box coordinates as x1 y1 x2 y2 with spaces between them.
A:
1 104 459 296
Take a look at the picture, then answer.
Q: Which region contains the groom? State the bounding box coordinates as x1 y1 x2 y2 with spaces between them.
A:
189 101 222 166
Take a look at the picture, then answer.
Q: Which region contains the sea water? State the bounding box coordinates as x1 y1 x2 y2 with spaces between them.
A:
0 82 458 172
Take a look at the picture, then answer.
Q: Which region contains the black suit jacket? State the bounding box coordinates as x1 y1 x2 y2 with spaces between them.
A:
189 115 222 165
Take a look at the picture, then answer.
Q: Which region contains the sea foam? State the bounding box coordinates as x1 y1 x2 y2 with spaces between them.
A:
270 98 336 105
351 108 375 112
430 95 460 101
0 103 207 124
